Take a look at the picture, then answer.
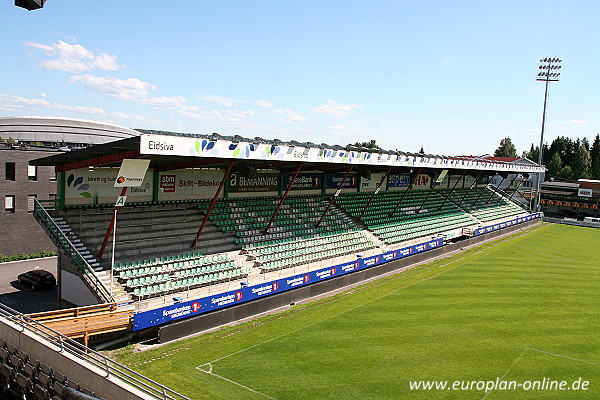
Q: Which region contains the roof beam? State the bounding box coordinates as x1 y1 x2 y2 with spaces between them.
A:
56 150 142 172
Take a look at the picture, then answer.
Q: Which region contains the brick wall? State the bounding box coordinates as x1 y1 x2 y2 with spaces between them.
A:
0 148 58 255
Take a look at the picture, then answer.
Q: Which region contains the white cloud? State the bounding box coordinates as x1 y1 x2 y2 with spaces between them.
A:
69 74 157 100
200 95 245 107
0 93 159 124
273 109 309 123
25 40 122 73
38 93 47 98
568 119 587 125
314 99 363 116
441 56 459 69
326 125 370 138
254 100 273 108
138 96 188 108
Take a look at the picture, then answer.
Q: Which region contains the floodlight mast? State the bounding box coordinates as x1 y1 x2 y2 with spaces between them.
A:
533 57 561 212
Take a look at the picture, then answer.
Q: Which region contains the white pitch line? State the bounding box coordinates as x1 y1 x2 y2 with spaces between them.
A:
481 348 529 400
198 224 542 371
196 225 544 399
482 346 597 400
196 364 277 399
526 348 598 366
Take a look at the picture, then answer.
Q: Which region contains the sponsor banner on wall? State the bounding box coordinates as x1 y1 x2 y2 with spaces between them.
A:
138 134 544 173
388 173 411 188
473 213 540 236
132 237 445 330
360 173 386 191
412 174 431 190
64 168 153 204
578 188 593 198
326 173 358 189
114 159 150 188
228 172 279 193
282 172 323 190
158 170 225 199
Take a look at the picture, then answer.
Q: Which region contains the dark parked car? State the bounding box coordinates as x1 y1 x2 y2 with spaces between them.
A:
17 269 56 290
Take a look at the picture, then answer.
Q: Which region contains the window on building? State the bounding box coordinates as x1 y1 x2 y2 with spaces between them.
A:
5 195 15 214
28 164 38 181
28 194 37 212
49 172 57 182
5 162 15 181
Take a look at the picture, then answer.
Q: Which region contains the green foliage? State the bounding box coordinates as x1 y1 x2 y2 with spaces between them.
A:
547 152 562 177
0 251 57 263
525 135 599 181
114 224 600 400
590 134 600 179
494 137 517 158
347 139 381 150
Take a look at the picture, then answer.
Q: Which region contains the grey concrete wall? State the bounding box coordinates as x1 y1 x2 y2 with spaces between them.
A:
0 316 151 400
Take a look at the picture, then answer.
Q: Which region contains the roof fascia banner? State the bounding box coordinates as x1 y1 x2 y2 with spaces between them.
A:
139 134 544 173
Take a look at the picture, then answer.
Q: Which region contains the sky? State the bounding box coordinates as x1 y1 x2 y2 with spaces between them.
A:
1 0 598 156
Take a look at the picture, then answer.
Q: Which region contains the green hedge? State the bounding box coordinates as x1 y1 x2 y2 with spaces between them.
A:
0 251 58 263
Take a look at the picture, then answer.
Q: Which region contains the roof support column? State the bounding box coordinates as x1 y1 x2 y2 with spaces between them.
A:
191 161 235 248
389 168 421 217
485 175 510 204
438 170 466 211
507 176 526 201
264 164 302 235
98 187 128 259
455 172 482 208
358 168 392 220
474 175 501 205
315 167 353 228
415 175 439 215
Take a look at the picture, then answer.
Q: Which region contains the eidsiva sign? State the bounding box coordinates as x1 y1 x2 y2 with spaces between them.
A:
114 159 151 188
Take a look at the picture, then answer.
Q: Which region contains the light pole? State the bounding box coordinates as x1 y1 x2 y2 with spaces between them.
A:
533 57 561 212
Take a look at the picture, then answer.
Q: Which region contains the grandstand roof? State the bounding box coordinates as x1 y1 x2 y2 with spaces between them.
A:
32 130 545 174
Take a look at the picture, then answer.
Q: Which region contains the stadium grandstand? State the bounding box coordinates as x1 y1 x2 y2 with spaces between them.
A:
25 130 542 343
0 128 545 399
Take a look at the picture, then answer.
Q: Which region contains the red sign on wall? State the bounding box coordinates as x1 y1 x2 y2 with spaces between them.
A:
160 175 176 193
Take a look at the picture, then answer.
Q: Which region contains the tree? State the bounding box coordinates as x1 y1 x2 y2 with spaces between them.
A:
571 144 592 179
590 134 600 179
547 152 562 177
347 139 381 150
558 165 573 180
523 144 539 162
494 137 517 158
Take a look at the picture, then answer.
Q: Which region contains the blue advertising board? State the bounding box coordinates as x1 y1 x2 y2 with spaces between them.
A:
388 173 411 188
472 213 540 236
133 238 444 330
326 173 358 189
282 172 323 190
132 213 538 331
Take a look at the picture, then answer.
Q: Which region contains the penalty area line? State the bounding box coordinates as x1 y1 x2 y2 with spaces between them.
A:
481 347 597 400
195 364 277 400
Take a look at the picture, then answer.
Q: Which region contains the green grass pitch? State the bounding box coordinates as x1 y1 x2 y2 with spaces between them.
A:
112 223 599 399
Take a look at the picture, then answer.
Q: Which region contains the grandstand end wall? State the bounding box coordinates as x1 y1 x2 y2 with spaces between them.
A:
0 316 148 400
157 217 540 343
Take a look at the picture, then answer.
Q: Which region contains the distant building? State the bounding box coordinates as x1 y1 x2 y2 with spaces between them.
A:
540 179 600 218
0 117 139 255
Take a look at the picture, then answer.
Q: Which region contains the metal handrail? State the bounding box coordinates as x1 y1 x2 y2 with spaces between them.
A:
33 198 113 303
0 303 191 400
